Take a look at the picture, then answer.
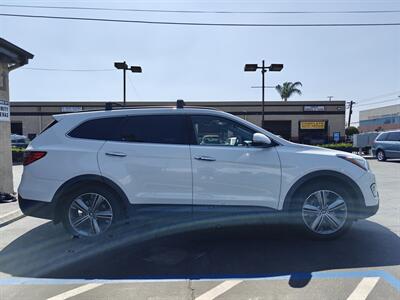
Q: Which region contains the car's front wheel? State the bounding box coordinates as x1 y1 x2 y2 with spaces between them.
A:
61 185 121 237
292 182 353 240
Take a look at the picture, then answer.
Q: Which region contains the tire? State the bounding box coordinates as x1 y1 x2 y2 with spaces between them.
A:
60 184 122 238
290 181 354 240
376 150 386 161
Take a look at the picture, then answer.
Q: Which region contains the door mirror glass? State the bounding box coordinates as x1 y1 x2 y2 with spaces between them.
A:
253 133 272 146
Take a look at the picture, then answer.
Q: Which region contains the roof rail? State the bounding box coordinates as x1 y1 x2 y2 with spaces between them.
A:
101 100 219 112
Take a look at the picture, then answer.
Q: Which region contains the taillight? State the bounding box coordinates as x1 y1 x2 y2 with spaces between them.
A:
23 151 47 166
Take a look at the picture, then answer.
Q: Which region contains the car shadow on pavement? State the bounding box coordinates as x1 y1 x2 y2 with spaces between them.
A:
0 213 399 289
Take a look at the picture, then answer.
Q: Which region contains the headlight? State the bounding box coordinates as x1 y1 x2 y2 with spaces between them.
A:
336 154 369 171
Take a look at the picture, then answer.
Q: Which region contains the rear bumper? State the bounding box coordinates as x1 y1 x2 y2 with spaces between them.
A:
18 195 55 220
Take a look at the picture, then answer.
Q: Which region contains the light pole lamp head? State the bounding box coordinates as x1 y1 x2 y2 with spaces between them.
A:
114 61 128 69
130 66 142 73
268 64 284 72
244 64 258 72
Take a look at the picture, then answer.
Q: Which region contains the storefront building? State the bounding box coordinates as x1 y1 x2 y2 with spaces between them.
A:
10 100 346 144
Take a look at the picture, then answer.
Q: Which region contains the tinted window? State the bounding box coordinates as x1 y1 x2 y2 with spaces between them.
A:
387 132 400 141
191 115 255 147
376 132 388 141
69 117 124 140
121 115 188 145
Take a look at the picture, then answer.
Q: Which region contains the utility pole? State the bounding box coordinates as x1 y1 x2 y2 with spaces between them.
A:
261 60 266 125
123 66 126 105
327 96 334 101
347 100 355 127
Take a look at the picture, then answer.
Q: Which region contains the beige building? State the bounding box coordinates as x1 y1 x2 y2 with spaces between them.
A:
10 100 346 144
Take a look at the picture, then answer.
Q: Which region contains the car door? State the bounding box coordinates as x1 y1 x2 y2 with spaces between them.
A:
386 132 400 158
189 114 282 209
98 114 193 205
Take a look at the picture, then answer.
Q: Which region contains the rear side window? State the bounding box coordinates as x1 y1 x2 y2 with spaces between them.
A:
120 115 188 145
387 132 400 141
376 132 388 141
69 117 124 140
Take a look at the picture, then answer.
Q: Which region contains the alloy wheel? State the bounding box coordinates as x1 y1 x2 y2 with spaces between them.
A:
377 151 384 161
68 193 113 237
302 190 347 235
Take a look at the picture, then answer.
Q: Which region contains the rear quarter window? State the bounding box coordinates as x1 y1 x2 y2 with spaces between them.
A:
387 132 400 141
68 117 125 140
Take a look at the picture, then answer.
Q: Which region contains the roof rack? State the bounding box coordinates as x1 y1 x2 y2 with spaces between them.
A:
104 100 218 111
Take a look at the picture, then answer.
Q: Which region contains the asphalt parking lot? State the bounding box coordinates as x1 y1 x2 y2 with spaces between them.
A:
0 159 399 299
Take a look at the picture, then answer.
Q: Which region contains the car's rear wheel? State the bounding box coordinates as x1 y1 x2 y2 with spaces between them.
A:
376 150 386 161
292 182 353 240
61 185 121 237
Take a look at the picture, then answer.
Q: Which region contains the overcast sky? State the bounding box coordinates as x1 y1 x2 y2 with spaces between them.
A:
1 0 400 123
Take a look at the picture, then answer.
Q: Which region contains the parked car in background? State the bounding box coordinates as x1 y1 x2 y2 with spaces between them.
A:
372 130 400 161
18 104 379 240
10 134 29 148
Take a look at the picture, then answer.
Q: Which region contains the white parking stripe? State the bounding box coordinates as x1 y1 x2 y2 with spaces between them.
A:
195 280 242 300
47 283 103 300
0 209 21 219
347 277 380 300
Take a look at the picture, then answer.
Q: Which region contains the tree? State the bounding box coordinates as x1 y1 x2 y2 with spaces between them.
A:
275 81 302 101
345 126 359 136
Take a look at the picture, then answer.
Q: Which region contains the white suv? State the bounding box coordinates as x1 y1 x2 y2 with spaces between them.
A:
18 104 379 239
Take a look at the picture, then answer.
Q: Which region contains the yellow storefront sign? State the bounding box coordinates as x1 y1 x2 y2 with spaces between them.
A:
300 121 325 130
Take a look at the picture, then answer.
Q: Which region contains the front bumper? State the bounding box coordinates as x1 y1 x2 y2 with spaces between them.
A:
355 202 379 219
18 195 55 220
353 171 380 219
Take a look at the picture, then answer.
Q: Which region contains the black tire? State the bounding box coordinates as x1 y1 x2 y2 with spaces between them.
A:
289 181 354 240
60 184 122 238
376 150 386 161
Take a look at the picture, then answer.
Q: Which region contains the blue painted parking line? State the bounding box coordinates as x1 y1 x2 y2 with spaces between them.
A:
0 269 399 291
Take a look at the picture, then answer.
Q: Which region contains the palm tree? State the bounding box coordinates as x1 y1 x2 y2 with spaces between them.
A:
275 81 302 101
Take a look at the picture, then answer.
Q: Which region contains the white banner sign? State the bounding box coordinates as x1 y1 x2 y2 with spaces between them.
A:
0 100 10 121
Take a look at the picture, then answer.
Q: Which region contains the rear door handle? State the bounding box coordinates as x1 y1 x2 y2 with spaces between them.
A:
105 152 127 157
193 155 216 161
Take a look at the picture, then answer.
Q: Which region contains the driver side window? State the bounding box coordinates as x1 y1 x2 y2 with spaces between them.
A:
191 115 255 147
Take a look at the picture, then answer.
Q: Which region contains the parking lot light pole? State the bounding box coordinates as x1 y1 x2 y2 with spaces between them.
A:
114 61 142 106
244 61 283 128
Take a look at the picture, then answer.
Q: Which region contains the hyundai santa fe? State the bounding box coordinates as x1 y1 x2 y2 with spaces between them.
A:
18 104 379 239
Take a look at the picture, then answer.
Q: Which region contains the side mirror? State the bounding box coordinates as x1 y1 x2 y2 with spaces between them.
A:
253 133 272 146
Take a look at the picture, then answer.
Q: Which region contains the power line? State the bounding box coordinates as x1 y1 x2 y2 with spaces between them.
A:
1 13 400 27
2 4 400 15
23 67 115 72
358 90 400 103
356 97 399 107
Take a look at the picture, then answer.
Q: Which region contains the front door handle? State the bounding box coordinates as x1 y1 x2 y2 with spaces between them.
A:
193 155 216 161
105 152 127 157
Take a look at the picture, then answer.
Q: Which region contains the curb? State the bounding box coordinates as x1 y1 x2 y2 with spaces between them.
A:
0 209 25 228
